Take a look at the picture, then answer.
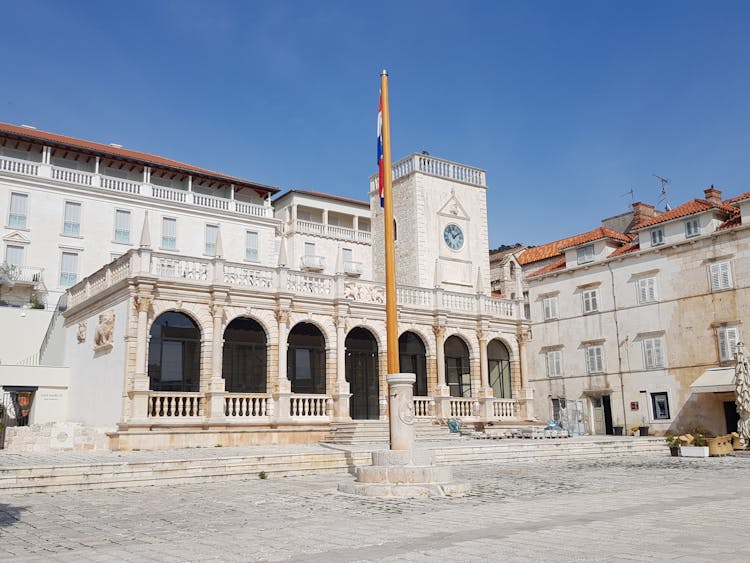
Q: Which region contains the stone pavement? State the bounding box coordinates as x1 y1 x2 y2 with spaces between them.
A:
1 454 749 562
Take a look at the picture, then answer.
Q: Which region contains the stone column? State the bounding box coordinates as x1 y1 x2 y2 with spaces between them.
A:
387 373 417 451
332 313 351 420
518 329 533 419
205 303 227 422
477 333 492 420
432 323 450 419
274 309 292 422
130 294 153 423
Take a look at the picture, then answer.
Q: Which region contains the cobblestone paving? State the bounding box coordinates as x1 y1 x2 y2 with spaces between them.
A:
1 454 749 562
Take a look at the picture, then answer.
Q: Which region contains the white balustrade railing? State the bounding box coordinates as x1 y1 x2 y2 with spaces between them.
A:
491 399 517 419
0 156 39 176
288 271 333 295
152 185 187 203
343 260 363 276
290 395 330 418
152 257 210 281
357 230 372 243
0 264 44 284
299 254 326 271
52 167 94 186
413 396 434 417
224 264 274 289
234 200 270 218
101 175 140 194
293 220 371 244
328 225 355 239
148 392 203 418
397 286 432 308
449 398 475 418
371 153 487 191
296 219 325 235
225 394 272 418
193 192 230 211
482 296 516 318
441 291 476 312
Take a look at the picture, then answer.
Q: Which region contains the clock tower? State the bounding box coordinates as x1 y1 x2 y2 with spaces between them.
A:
370 153 491 295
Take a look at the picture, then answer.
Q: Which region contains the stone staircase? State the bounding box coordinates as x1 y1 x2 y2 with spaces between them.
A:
324 420 461 444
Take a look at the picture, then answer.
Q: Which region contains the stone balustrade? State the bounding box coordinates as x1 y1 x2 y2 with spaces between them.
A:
148 392 204 418
67 248 521 319
491 398 517 419
413 396 434 417
0 263 44 284
289 395 331 418
0 155 272 218
225 394 272 418
293 220 372 244
370 153 487 192
449 398 476 418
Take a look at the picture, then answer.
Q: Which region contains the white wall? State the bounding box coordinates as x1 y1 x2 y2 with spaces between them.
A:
0 307 53 364
0 365 69 423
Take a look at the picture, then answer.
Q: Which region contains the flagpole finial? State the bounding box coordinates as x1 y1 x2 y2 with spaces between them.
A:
381 69 388 76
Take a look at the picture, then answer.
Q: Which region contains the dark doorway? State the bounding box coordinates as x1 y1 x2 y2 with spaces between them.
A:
223 317 267 393
399 331 428 397
603 395 614 435
346 327 379 420
724 401 739 433
487 339 512 399
148 312 201 392
287 323 326 394
445 335 471 397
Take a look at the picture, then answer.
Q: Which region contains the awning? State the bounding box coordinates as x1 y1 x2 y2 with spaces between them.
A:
690 367 736 393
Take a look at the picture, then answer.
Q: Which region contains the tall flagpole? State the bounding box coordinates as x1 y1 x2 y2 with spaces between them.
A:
380 70 399 377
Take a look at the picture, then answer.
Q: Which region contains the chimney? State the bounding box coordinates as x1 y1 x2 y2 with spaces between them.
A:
631 201 657 229
704 185 722 206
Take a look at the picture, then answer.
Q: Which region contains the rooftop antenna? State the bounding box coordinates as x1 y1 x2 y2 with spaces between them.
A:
653 174 671 211
620 188 635 205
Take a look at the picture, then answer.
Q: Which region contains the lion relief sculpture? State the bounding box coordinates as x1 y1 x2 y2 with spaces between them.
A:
93 310 115 350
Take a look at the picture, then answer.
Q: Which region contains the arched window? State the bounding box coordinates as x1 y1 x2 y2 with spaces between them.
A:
287 323 326 394
444 335 471 397
223 317 267 393
148 312 201 392
399 331 428 397
488 340 512 399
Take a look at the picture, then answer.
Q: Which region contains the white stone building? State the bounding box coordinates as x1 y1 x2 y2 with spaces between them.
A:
518 188 749 437
0 124 531 450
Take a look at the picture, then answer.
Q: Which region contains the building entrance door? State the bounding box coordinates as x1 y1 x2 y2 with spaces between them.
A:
591 397 605 435
724 401 739 433
345 328 379 420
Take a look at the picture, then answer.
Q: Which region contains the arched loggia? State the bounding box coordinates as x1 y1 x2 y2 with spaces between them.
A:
444 335 471 397
399 331 428 397
223 317 267 393
346 327 379 420
287 322 326 394
148 311 201 392
488 339 512 398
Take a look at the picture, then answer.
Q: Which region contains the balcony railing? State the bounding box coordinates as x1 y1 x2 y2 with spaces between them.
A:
294 220 372 244
0 264 45 285
343 260 363 277
67 249 521 320
370 153 487 192
0 155 272 219
300 254 326 271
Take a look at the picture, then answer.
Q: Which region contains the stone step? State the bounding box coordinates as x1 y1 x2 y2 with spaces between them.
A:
325 420 460 444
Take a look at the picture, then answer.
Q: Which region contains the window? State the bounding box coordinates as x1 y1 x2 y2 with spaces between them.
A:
551 398 566 423
637 277 658 303
60 252 78 287
650 228 664 246
586 345 604 374
342 248 353 263
205 224 218 255
717 326 740 362
685 218 700 238
543 296 558 320
245 231 259 261
643 337 665 369
8 193 28 228
5 245 24 267
546 350 562 377
63 202 81 236
651 392 670 420
709 261 732 291
577 244 594 265
304 242 316 256
582 289 599 313
161 218 176 250
114 210 131 243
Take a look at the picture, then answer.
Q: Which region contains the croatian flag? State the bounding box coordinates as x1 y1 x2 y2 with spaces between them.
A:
377 90 384 208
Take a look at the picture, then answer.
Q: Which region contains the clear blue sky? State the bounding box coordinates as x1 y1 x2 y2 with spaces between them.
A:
4 1 750 247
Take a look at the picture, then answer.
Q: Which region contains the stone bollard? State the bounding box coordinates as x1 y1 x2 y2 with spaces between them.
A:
386 373 416 451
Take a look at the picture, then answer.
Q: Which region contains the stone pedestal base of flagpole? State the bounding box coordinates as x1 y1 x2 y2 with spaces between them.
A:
337 373 469 498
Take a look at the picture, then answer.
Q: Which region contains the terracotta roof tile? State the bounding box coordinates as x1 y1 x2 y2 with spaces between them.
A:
528 257 566 277
634 199 733 229
518 227 629 265
0 122 279 194
727 191 750 204
718 212 741 231
610 240 640 257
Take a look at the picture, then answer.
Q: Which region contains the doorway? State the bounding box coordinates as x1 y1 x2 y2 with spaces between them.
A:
346 328 379 420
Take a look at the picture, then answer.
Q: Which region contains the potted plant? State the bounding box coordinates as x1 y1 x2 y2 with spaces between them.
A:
612 423 624 436
631 425 641 437
665 434 680 456
679 429 710 458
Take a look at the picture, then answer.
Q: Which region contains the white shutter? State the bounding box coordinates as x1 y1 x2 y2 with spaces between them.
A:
9 193 28 227
583 290 599 313
60 252 78 287
5 245 24 267
115 210 130 242
710 262 732 291
205 225 218 255
547 351 562 377
63 202 81 236
638 278 657 303
587 346 603 373
544 296 558 320
161 218 176 249
719 327 740 361
245 231 259 261
304 242 315 256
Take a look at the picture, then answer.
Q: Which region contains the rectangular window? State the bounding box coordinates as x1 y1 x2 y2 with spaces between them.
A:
650 228 664 246
685 218 700 238
577 244 594 265
543 296 558 320
643 337 665 369
586 345 604 374
245 231 259 261
63 201 81 236
546 350 562 377
304 242 316 256
205 224 218 255
651 392 670 420
709 261 732 291
342 248 353 263
5 244 24 267
59 251 78 287
161 218 176 250
718 326 740 361
582 289 599 313
114 210 131 243
8 193 28 228
637 277 658 303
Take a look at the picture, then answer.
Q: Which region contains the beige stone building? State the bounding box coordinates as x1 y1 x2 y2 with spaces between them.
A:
517 187 749 436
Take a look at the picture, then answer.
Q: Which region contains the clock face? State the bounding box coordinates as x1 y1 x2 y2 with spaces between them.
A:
443 223 464 250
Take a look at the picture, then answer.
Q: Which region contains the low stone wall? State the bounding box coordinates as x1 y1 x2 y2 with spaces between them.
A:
3 422 114 452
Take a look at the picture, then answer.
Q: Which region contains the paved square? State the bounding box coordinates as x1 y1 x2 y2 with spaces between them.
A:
1 454 749 562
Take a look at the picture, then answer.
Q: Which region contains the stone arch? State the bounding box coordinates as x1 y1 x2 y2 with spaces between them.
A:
346 327 380 420
224 310 275 340
444 334 472 398
487 338 513 399
223 316 268 393
148 302 209 340
288 314 333 349
399 330 429 397
147 311 201 392
399 325 434 357
287 322 327 394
